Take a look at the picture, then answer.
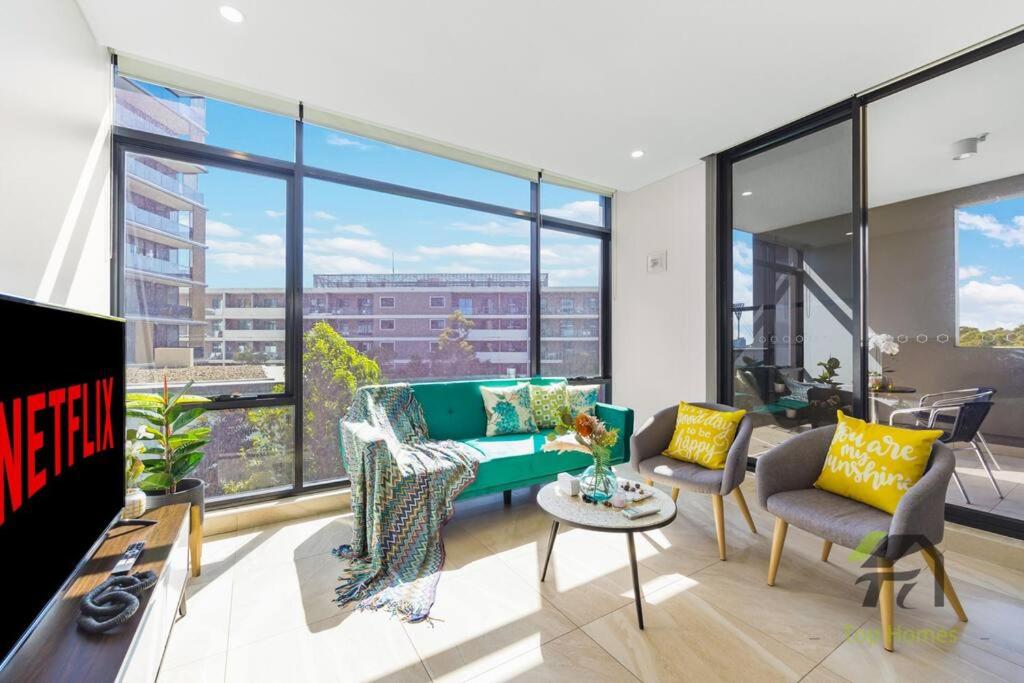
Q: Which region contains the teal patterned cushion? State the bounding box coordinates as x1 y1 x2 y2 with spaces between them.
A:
566 384 600 417
529 382 568 429
481 384 539 436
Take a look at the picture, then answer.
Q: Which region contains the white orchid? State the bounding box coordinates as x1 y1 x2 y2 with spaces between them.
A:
869 333 900 356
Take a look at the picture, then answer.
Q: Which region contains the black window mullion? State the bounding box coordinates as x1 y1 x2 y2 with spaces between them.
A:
530 180 542 377
290 111 305 492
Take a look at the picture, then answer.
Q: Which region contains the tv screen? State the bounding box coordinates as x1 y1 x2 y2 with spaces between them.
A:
0 295 124 666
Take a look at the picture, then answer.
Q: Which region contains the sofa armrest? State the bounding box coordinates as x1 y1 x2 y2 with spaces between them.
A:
629 406 677 473
596 402 634 464
755 425 835 509
887 442 954 559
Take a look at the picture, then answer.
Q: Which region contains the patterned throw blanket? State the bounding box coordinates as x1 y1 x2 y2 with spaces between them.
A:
333 383 479 622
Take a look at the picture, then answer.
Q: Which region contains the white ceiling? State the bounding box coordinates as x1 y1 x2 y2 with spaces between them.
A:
76 1 1024 192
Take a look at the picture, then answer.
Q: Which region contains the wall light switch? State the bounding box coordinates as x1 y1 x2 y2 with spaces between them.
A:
647 251 667 273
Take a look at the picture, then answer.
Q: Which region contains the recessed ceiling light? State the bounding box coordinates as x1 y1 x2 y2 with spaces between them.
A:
741 191 753 197
219 5 245 23
630 150 645 159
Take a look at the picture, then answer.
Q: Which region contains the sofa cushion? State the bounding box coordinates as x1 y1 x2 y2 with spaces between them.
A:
638 455 724 494
461 432 553 459
766 488 891 550
480 383 538 436
412 378 565 441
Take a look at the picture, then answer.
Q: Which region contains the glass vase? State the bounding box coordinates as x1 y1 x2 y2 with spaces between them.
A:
579 449 617 502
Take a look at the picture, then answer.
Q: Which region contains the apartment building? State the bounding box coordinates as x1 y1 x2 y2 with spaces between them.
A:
116 75 209 365
204 273 600 379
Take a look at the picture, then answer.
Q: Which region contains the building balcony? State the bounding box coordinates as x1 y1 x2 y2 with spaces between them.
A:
476 351 529 364
467 329 529 342
209 306 285 320
220 329 287 342
125 303 193 320
127 158 205 205
126 252 193 279
125 204 197 243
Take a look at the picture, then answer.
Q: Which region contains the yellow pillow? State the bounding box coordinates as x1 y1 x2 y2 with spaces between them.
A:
663 402 746 470
814 411 943 514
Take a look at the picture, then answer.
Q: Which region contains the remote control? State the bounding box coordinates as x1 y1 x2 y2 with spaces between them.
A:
622 503 660 521
112 541 145 575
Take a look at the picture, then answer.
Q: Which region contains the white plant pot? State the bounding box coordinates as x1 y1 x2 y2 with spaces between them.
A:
123 487 148 519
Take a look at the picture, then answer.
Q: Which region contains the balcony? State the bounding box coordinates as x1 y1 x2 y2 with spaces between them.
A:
125 204 194 242
467 329 529 342
125 303 193 320
127 158 205 205
126 252 192 279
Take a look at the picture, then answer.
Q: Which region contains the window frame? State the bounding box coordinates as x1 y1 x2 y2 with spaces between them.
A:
112 76 614 510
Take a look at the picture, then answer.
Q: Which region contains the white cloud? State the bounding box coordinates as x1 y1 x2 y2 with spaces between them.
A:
990 275 1013 284
206 220 242 238
304 252 390 274
325 133 369 150
306 236 392 259
733 269 753 307
304 226 321 234
255 234 284 247
959 280 1024 330
958 265 985 280
543 200 602 225
448 220 524 236
313 210 336 221
334 223 373 236
264 210 286 218
733 242 753 268
417 242 530 261
956 210 1024 247
207 236 285 270
547 267 598 287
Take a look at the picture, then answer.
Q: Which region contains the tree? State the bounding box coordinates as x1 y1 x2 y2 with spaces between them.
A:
225 321 381 493
301 322 382 481
432 310 487 377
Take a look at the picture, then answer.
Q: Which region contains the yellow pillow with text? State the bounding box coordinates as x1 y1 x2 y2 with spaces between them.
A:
814 411 942 514
662 402 746 470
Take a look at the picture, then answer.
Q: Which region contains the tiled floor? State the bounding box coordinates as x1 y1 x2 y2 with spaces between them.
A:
158 468 1024 682
750 425 1024 522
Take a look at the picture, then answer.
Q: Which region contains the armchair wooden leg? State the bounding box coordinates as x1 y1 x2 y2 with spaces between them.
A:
711 494 726 560
671 487 680 502
879 558 895 652
821 540 833 563
732 488 757 534
921 545 968 622
767 518 788 586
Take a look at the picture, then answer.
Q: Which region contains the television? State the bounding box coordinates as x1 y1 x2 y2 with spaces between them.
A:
0 294 125 669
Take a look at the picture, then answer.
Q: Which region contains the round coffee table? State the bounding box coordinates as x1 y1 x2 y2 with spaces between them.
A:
535 480 677 629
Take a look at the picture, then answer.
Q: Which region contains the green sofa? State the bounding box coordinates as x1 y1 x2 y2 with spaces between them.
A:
407 377 634 499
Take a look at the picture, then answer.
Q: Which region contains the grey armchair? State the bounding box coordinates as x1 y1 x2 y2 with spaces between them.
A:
756 425 967 652
630 402 756 561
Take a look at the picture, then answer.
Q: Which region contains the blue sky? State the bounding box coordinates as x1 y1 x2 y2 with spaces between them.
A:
955 197 1024 330
189 98 602 291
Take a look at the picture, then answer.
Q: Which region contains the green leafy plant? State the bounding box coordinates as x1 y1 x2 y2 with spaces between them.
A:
813 357 842 388
126 378 211 495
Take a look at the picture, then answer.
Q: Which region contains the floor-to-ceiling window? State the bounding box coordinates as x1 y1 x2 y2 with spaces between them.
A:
716 31 1024 536
866 40 1024 524
721 117 856 458
113 71 611 506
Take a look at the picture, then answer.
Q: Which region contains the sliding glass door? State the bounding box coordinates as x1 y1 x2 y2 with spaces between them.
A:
723 118 857 457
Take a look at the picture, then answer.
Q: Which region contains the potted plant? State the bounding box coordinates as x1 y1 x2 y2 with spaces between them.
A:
126 378 211 519
868 334 900 391
543 408 621 501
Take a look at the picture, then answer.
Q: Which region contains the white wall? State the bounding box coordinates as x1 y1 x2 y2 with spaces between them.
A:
612 162 710 424
0 1 111 314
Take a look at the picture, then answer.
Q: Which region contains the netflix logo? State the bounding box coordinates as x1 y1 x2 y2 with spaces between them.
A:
0 377 117 527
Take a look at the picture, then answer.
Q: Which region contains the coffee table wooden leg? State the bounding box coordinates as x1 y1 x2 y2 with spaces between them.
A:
627 531 644 629
541 520 559 582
